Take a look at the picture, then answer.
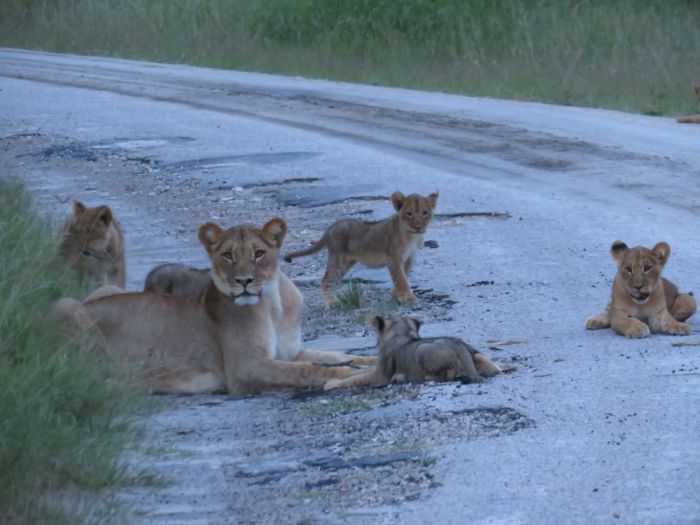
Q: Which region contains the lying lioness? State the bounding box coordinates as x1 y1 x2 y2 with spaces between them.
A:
324 315 501 390
586 241 696 338
284 191 438 306
53 218 374 394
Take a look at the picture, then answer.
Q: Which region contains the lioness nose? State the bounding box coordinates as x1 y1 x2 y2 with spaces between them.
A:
236 278 253 287
633 283 643 290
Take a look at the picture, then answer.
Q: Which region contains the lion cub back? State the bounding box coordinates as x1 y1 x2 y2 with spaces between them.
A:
60 201 126 288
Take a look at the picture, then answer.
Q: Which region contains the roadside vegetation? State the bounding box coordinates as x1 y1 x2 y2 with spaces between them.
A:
1 0 699 115
0 179 144 524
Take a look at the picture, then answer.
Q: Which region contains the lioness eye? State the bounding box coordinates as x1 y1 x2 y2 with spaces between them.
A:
222 251 233 262
421 210 429 216
624 266 632 273
643 265 652 273
254 250 265 259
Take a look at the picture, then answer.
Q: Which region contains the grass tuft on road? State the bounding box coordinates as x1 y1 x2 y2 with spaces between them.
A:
0 0 699 115
0 178 144 524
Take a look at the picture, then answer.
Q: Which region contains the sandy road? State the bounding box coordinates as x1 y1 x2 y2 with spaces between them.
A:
2 48 700 524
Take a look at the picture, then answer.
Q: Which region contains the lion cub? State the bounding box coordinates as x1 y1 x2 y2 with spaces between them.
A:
60 201 126 288
143 263 211 296
586 241 696 338
677 84 700 124
284 191 438 305
324 315 501 390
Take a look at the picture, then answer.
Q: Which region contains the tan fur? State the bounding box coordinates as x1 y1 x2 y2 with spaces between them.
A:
60 201 126 288
325 315 500 390
676 84 700 124
284 191 438 306
143 263 211 296
586 241 696 338
52 218 375 395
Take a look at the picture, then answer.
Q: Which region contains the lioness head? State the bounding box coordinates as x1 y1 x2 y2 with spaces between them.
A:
60 201 116 270
611 240 669 304
372 315 421 345
391 191 439 234
199 218 287 306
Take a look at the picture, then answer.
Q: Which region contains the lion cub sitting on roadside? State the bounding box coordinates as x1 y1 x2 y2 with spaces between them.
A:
586 241 696 338
284 191 438 306
60 200 126 288
677 84 700 124
324 315 501 390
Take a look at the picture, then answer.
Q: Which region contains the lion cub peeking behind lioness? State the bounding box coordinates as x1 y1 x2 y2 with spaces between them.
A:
284 191 438 306
324 315 501 390
586 241 696 338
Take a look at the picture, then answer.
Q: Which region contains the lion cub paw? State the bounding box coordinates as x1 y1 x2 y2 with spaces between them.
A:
393 290 417 304
585 314 610 330
624 323 651 339
666 322 693 336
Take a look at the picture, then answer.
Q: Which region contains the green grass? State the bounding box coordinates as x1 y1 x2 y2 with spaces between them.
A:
0 179 145 524
1 0 699 115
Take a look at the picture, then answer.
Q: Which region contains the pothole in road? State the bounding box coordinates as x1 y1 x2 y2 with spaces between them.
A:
244 176 321 188
163 151 320 172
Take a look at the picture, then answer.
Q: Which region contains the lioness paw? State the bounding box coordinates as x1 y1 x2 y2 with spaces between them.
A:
624 323 650 339
585 315 610 330
667 322 693 336
324 379 341 391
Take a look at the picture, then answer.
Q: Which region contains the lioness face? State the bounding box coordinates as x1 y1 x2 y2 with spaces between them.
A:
611 241 669 304
391 191 439 234
199 218 287 306
60 201 115 275
372 315 421 345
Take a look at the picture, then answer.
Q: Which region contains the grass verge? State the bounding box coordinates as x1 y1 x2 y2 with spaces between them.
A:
0 178 145 524
0 0 699 115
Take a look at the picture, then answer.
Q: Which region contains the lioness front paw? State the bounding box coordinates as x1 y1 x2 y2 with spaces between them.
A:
666 322 693 336
350 355 377 367
585 315 610 330
624 323 650 339
324 379 342 391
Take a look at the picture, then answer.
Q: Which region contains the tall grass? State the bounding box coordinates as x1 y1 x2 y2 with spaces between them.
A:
0 179 143 524
1 0 699 115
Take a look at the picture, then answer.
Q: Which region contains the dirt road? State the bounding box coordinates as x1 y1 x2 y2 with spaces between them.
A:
2 48 700 524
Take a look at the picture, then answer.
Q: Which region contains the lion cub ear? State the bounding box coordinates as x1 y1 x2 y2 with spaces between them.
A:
409 317 422 334
372 315 386 333
95 205 113 227
427 191 439 210
199 222 225 252
391 191 406 212
261 218 287 248
73 200 86 215
610 241 628 262
651 242 671 265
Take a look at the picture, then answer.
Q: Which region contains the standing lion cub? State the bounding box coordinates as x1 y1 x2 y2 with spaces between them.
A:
284 191 438 306
324 315 501 390
60 200 126 288
585 241 696 338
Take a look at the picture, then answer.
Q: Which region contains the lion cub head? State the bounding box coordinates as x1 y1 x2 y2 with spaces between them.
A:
390 191 438 234
199 218 287 306
60 201 119 276
372 315 421 344
611 240 670 304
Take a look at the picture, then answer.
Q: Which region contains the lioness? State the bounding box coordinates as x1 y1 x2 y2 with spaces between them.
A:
143 263 210 296
284 191 438 306
60 200 126 288
677 84 700 124
325 315 501 390
53 218 374 395
585 241 696 338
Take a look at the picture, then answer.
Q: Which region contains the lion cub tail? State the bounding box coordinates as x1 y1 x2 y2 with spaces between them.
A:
470 350 502 378
283 235 328 263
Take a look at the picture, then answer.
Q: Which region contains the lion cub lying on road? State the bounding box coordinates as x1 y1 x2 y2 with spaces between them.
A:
53 218 374 395
324 315 501 390
284 191 438 306
586 241 696 338
60 200 126 288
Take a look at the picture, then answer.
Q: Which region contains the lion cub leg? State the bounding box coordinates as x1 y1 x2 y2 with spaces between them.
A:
648 310 693 336
670 293 697 323
296 348 376 367
610 308 650 338
388 260 416 303
585 301 611 330
321 254 356 307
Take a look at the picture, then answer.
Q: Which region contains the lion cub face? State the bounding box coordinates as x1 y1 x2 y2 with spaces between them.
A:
372 315 421 344
391 191 438 234
60 201 116 272
199 218 287 306
611 240 669 304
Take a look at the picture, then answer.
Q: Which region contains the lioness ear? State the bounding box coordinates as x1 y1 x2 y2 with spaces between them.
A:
261 218 287 248
95 205 113 227
652 242 671 265
198 222 225 252
73 201 86 215
391 191 406 212
410 317 422 333
427 191 439 210
610 241 628 262
372 315 385 333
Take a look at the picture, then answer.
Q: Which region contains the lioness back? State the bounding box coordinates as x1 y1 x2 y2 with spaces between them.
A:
60 200 126 288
